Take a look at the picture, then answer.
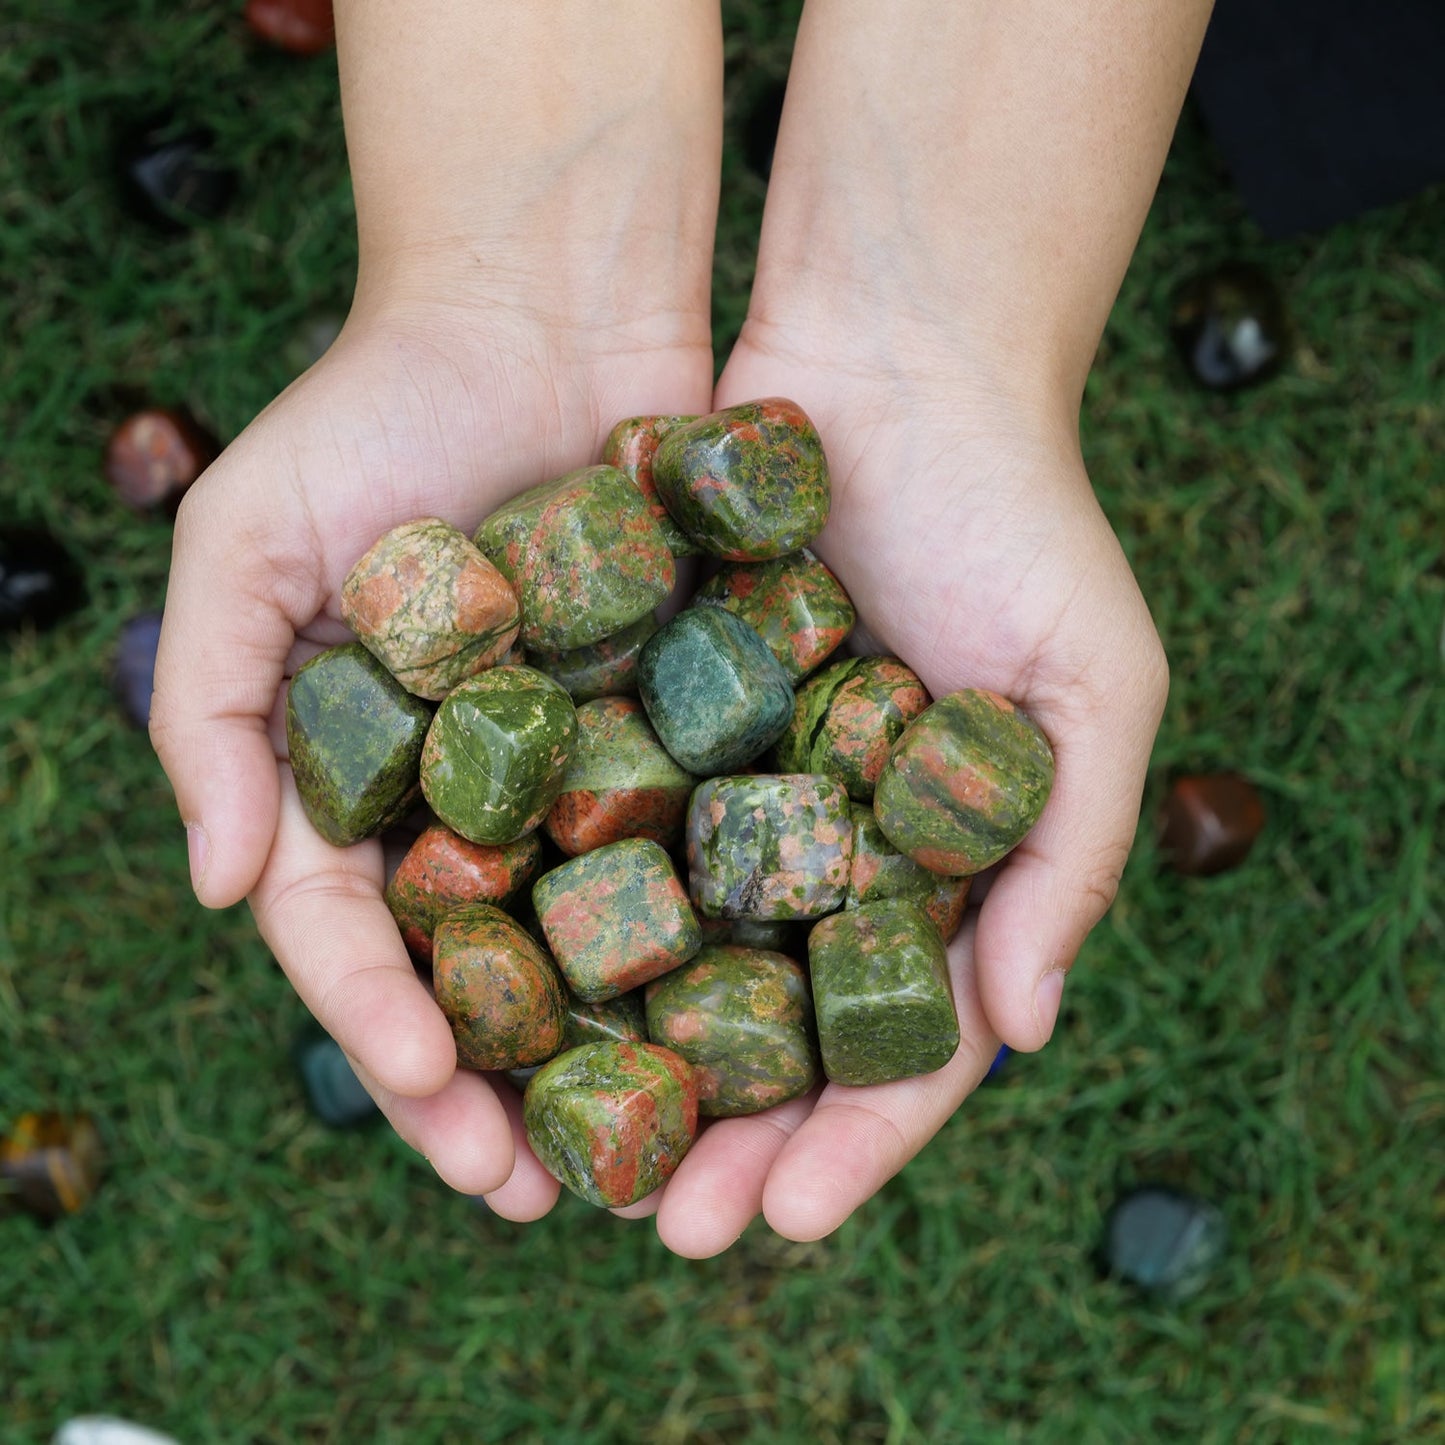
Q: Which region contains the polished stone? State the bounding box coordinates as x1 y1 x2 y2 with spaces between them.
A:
112 610 164 729
846 804 971 943
291 1026 379 1127
0 1112 104 1220
1170 262 1288 392
1101 1186 1228 1300
245 0 336 54
563 990 649 1049
1158 772 1266 876
602 414 699 556
526 612 658 704
115 118 237 231
0 527 86 632
102 408 217 515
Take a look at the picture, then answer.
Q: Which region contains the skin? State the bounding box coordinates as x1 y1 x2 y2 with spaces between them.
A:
150 0 1204 1256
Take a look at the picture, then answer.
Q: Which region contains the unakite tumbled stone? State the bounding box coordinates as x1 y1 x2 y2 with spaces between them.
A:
873 689 1054 875
563 990 648 1049
809 899 960 1085
652 397 831 560
523 1041 699 1207
602 414 700 557
777 656 930 802
692 548 854 681
525 612 659 704
286 643 432 847
384 823 543 964
543 697 697 856
534 838 702 1002
473 465 675 651
340 517 521 699
645 945 819 1117
686 773 853 920
846 805 971 943
637 607 795 775
433 904 567 1071
419 665 577 845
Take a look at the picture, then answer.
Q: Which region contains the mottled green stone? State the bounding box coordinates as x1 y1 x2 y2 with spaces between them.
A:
778 656 931 802
419 665 577 845
525 612 659 704
564 990 648 1049
874 689 1055 875
686 773 853 920
808 899 960 1086
637 607 795 775
646 945 819 1116
602 414 700 557
692 549 854 681
653 397 831 560
473 465 675 651
533 837 702 1002
285 643 432 847
523 1041 699 1207
846 805 971 943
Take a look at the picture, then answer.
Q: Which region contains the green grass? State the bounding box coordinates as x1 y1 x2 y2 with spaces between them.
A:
4 4 1443 1442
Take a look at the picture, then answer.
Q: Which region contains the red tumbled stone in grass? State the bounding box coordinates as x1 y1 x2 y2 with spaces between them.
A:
245 0 335 54
103 407 218 515
1158 773 1265 876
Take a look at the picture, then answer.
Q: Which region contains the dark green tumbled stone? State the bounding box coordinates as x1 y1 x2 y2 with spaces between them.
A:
285 642 432 847
419 664 577 845
847 805 971 943
808 898 960 1086
563 990 648 1049
637 607 795 775
652 397 831 561
645 945 819 1117
525 612 659 704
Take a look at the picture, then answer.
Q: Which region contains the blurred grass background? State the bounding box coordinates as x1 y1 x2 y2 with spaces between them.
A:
3 2 1442 1442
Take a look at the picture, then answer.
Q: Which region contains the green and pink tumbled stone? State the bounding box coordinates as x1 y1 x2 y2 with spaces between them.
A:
846 805 971 944
645 945 819 1117
602 414 699 557
873 689 1054 875
340 518 521 700
652 397 830 560
686 773 853 920
525 612 658 705
809 898 960 1086
523 1041 699 1207
433 904 567 1071
533 838 702 1003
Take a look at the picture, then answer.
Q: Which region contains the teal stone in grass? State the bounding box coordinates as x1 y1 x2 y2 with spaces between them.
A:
285 642 432 847
637 607 795 775
645 945 819 1117
419 665 577 845
808 898 960 1086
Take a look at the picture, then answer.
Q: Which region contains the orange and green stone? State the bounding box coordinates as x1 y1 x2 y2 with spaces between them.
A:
652 397 831 561
692 548 854 681
533 837 702 1002
846 805 971 943
602 414 700 557
543 696 697 856
286 642 432 847
637 607 795 775
645 945 819 1117
473 464 675 651
809 898 960 1086
340 517 521 700
874 689 1054 875
777 656 931 802
564 990 648 1048
686 773 853 920
525 612 658 704
433 904 567 1071
523 1041 699 1207
420 664 577 845
384 823 543 965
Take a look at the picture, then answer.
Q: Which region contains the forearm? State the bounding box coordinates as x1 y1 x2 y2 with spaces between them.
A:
752 0 1213 411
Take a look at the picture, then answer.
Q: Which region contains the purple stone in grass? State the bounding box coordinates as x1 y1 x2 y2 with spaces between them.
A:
113 611 164 728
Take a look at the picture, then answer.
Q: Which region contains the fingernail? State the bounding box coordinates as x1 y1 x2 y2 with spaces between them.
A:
1033 969 1067 1044
185 822 210 894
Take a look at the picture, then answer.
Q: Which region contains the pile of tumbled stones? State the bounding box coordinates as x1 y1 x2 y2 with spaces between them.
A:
285 398 1055 1209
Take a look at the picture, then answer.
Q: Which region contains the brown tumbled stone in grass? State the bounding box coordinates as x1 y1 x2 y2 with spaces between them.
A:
602 414 700 557
846 804 971 944
433 904 567 1070
341 518 521 700
646 945 819 1117
525 612 659 704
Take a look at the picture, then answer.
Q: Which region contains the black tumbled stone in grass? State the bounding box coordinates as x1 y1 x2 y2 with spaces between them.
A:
1 528 86 633
1100 1186 1228 1301
1169 262 1288 392
115 117 238 231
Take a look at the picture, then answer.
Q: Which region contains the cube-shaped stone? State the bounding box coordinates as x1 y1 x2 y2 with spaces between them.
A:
533 838 702 1002
652 397 830 560
686 773 853 920
474 464 675 651
874 689 1054 875
526 612 658 704
847 805 971 943
777 656 930 801
543 697 697 856
563 990 649 1049
692 548 854 681
645 945 819 1116
637 607 795 775
433 904 567 1070
809 899 960 1085
420 665 577 845
286 642 432 847
341 517 521 699
523 1041 699 1207
0 1112 104 1220
602 414 700 556
1157 772 1266 876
